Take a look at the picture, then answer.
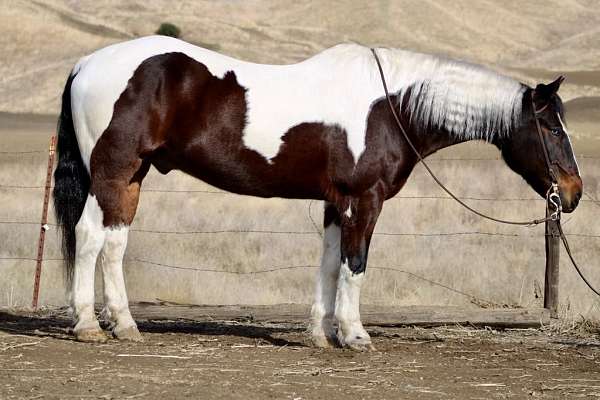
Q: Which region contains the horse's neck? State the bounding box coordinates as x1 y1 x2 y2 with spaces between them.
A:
402 111 498 158
395 93 509 158
413 125 470 158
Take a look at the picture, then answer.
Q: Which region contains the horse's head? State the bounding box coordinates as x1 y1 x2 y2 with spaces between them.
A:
499 76 582 213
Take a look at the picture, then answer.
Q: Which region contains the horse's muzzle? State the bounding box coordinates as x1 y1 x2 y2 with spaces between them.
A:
560 176 583 213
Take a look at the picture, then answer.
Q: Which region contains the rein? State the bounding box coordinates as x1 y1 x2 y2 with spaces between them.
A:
370 48 600 298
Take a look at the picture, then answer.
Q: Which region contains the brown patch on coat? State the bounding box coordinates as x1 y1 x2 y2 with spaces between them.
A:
90 52 415 229
88 52 477 273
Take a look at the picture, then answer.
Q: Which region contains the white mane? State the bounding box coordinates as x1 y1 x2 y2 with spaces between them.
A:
376 47 526 141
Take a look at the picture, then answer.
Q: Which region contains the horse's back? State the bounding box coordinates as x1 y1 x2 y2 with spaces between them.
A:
70 37 381 171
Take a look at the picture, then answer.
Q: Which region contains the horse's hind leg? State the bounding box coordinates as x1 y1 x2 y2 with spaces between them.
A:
72 194 108 342
94 160 150 341
99 227 142 341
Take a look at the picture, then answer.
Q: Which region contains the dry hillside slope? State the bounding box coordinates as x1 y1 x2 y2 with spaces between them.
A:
1 0 599 117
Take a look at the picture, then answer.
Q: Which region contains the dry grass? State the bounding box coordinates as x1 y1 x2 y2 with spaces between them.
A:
542 301 600 337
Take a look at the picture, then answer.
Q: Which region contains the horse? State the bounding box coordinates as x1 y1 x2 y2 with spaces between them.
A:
53 35 582 350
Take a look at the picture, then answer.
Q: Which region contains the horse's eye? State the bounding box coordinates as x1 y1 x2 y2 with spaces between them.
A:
550 127 561 137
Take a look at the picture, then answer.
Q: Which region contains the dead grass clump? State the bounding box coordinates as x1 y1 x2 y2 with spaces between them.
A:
542 301 600 337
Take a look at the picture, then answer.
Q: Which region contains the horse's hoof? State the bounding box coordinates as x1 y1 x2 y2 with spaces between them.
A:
75 328 108 343
114 326 144 342
338 332 376 352
345 341 376 352
311 334 339 348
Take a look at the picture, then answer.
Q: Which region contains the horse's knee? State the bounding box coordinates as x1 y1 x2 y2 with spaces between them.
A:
101 227 129 263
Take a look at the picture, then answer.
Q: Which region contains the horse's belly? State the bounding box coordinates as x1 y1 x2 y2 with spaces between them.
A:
172 138 331 200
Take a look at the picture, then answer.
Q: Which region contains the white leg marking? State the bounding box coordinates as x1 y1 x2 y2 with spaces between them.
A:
335 261 372 350
310 220 341 347
100 226 139 339
344 206 352 218
72 195 105 335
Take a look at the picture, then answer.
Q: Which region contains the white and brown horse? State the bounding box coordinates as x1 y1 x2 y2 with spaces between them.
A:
54 36 582 350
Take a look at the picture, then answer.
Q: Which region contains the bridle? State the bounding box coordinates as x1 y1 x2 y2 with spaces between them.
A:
370 47 600 297
532 94 562 220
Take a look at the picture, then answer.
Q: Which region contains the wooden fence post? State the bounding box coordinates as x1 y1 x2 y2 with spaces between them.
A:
32 135 56 310
544 207 560 316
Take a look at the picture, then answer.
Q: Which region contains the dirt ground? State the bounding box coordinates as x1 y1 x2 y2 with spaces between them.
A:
0 307 599 400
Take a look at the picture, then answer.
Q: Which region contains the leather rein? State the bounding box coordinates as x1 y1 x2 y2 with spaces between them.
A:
370 48 600 297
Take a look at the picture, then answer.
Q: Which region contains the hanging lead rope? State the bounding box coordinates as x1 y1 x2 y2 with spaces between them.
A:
557 222 600 297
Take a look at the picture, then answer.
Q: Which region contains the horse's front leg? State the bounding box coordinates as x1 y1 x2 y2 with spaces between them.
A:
335 189 383 351
310 202 342 348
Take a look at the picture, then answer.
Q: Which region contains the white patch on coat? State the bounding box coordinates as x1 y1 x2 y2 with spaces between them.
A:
70 36 525 170
100 226 136 331
310 218 342 340
344 206 352 218
71 194 106 333
71 37 376 168
335 261 370 344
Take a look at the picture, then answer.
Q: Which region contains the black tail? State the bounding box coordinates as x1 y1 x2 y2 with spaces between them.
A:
53 73 90 284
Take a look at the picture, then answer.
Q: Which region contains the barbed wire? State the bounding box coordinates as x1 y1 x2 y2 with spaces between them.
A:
130 228 318 235
3 145 600 309
0 257 63 262
3 219 600 238
0 150 47 154
132 258 317 274
6 183 600 209
134 259 498 303
0 184 49 189
0 255 496 304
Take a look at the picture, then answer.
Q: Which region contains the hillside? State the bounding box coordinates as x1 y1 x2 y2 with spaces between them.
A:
1 0 599 119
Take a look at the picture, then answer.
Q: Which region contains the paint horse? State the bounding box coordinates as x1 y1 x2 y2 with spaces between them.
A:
54 36 582 350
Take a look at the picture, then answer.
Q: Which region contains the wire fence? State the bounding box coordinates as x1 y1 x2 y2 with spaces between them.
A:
2 145 599 307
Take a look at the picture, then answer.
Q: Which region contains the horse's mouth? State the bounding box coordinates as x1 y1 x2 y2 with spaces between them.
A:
561 190 582 213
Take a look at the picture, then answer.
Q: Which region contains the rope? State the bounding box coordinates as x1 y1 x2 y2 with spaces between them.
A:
557 222 600 297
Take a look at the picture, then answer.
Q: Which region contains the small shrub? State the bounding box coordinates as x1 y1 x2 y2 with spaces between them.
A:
156 23 181 38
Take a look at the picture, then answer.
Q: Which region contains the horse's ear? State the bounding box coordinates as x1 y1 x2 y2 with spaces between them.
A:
534 75 565 99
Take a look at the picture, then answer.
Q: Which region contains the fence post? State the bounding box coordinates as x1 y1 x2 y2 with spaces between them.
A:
543 207 560 316
32 135 56 310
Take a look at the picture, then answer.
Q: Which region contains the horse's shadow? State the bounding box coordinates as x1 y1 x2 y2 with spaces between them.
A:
0 310 307 347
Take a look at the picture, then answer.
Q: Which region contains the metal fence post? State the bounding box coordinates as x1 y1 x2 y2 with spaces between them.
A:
32 135 56 310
